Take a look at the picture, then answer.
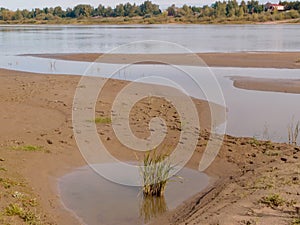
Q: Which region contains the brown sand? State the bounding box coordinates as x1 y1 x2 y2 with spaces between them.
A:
0 65 299 225
23 52 300 69
231 76 300 94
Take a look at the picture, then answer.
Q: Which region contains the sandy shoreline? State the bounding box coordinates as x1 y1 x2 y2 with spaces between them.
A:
0 57 300 225
23 51 300 69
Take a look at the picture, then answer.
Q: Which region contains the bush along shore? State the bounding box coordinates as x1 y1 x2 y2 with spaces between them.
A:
0 0 300 24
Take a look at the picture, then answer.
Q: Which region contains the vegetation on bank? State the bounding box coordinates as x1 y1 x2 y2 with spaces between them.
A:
0 162 44 224
0 0 300 24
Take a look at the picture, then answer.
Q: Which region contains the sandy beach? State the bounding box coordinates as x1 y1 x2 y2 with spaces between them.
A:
0 52 300 225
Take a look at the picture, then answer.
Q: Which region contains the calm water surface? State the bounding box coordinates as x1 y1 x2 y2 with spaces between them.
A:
1 24 300 54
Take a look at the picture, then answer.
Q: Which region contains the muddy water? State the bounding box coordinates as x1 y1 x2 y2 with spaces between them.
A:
58 164 210 225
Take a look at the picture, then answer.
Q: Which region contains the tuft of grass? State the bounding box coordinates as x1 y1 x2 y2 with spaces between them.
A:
260 193 285 208
292 218 300 225
0 167 7 172
240 219 256 225
140 150 175 197
5 203 24 216
11 145 43 152
288 120 299 146
0 177 24 189
88 117 111 124
253 176 275 190
249 137 260 147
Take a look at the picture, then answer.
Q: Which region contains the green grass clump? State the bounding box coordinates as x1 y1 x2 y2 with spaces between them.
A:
0 177 24 189
260 193 285 208
5 203 24 216
5 203 41 224
11 145 43 152
89 117 112 124
141 150 174 197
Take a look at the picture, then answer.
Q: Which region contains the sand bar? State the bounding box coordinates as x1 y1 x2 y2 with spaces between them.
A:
23 52 300 69
231 76 300 94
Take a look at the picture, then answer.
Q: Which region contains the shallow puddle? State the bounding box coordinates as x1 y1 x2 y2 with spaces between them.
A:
58 164 210 225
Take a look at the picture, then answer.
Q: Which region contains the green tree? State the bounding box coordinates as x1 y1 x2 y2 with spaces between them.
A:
65 7 73 17
1 9 14 20
43 7 50 14
21 9 32 19
92 4 105 17
181 4 192 16
53 6 65 17
114 4 125 17
73 4 93 17
104 6 114 17
140 1 161 16
33 8 42 17
201 5 214 17
240 0 248 13
125 3 141 17
12 9 23 20
226 0 239 17
167 4 176 16
247 0 263 13
213 1 227 17
280 1 300 11
191 6 201 13
123 3 132 16
237 6 245 17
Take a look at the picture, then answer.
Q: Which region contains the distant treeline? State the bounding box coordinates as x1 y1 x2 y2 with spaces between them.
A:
0 0 300 23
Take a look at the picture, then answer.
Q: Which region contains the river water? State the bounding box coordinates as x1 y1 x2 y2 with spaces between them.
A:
1 24 300 54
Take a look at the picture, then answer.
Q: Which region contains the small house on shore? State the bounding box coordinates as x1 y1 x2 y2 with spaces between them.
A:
264 2 285 11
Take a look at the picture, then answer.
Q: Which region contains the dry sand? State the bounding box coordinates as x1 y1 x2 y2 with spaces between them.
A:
0 52 300 225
